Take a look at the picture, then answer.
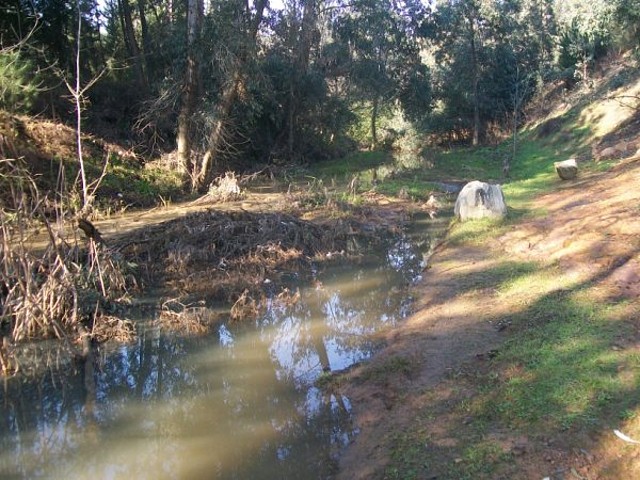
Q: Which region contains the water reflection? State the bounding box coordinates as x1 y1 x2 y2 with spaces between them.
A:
0 230 431 479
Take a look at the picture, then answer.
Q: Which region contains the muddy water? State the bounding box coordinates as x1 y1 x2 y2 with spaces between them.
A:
0 212 450 479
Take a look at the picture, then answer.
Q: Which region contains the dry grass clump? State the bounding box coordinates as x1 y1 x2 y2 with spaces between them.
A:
90 314 136 343
1 158 136 374
1 231 133 343
229 287 301 322
230 289 265 322
191 171 244 205
156 298 218 334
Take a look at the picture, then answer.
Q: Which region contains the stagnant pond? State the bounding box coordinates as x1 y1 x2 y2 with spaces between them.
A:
0 212 450 479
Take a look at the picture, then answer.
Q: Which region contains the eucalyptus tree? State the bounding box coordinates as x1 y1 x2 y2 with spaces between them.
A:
422 0 552 145
194 0 268 190
554 0 614 84
176 0 202 186
332 0 431 148
422 0 488 145
612 0 640 47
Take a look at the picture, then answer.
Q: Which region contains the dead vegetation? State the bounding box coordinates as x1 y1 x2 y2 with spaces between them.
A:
1 147 410 374
0 158 136 375
116 205 395 320
156 298 216 334
0 113 412 372
190 171 244 205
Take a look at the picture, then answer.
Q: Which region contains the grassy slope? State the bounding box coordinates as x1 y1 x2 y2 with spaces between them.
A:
364 62 640 479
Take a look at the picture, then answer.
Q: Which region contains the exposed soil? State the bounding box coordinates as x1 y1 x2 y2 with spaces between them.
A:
336 155 640 479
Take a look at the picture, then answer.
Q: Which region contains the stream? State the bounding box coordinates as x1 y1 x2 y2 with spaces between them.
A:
0 211 451 479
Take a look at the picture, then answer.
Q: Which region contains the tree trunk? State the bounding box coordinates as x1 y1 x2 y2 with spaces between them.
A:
119 0 148 91
197 70 242 188
469 19 480 147
511 64 519 169
136 0 151 76
288 81 295 158
298 0 317 73
285 0 317 159
371 96 379 149
177 0 202 188
195 0 268 190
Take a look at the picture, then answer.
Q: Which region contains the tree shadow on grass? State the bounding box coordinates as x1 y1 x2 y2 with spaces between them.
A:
382 253 640 480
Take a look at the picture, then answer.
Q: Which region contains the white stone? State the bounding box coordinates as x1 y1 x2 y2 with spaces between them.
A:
454 181 507 221
554 158 578 180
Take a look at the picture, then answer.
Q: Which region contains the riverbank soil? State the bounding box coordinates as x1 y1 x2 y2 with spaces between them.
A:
337 156 640 479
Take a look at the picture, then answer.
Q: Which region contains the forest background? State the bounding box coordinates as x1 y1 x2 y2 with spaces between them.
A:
2 0 639 200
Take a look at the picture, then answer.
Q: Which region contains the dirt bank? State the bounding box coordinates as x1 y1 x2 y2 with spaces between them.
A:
336 156 640 479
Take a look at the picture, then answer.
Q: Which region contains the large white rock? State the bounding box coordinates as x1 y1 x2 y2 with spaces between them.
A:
454 181 507 221
554 158 578 180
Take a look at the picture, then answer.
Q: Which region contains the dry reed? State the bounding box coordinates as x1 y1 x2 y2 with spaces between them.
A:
1 158 135 374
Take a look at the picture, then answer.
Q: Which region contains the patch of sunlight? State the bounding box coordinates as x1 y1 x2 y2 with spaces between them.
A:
552 335 601 355
503 174 557 208
448 217 507 245
580 75 640 139
499 269 575 301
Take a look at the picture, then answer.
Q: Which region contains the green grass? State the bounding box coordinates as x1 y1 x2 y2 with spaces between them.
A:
435 145 504 181
95 158 184 209
446 217 509 246
375 177 443 200
312 150 391 178
384 276 639 478
305 103 601 208
480 295 637 431
309 150 451 200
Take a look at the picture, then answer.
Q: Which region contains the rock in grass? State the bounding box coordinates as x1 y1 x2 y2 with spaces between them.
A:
454 181 507 221
554 158 578 180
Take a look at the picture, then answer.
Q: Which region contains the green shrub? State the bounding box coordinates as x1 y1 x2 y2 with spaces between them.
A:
0 49 40 112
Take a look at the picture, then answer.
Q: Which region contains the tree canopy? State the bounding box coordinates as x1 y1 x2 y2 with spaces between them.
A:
1 0 638 181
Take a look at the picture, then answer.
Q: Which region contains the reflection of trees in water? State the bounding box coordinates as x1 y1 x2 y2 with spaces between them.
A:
0 324 356 479
0 364 87 478
0 329 205 478
0 241 422 478
263 263 413 384
387 237 423 279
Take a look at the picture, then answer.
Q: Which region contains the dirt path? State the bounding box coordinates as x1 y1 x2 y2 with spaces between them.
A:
336 157 640 479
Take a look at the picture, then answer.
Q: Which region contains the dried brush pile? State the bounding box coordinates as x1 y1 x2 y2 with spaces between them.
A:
117 208 375 313
190 171 244 205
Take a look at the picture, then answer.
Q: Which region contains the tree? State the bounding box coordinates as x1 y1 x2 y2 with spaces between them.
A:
118 0 148 90
64 0 108 212
555 0 614 85
177 0 202 187
193 0 268 190
334 0 431 148
422 0 551 146
284 0 320 157
422 0 487 145
612 0 640 48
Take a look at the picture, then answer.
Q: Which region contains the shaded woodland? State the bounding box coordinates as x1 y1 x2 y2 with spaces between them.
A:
1 0 638 188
